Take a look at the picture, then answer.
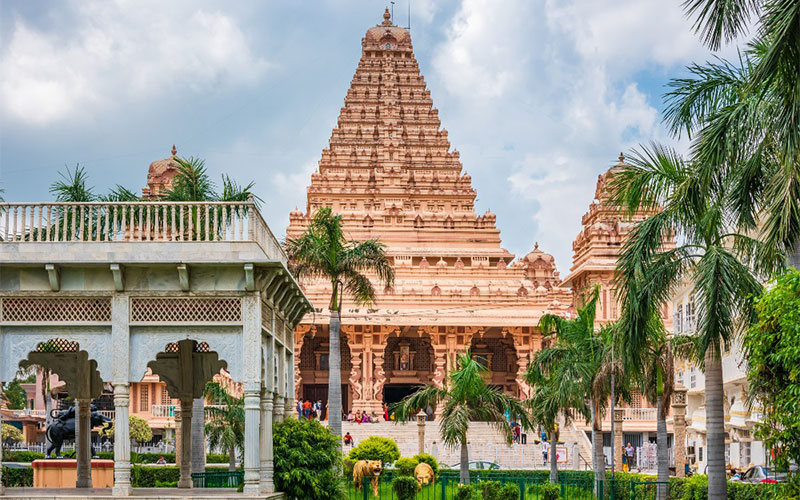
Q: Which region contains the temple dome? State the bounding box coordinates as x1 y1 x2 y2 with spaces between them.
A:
521 242 556 266
142 145 180 199
364 8 411 49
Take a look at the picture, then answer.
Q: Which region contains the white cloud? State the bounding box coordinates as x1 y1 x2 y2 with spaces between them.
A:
429 0 703 270
0 1 270 126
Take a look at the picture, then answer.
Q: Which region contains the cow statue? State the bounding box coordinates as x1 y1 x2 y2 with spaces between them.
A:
45 404 113 458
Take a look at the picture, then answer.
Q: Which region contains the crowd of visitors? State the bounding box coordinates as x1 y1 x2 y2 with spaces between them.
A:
295 399 328 420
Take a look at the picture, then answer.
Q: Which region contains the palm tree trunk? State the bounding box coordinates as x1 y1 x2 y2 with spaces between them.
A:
549 428 558 484
591 401 606 495
656 395 668 500
705 348 726 500
459 435 469 485
328 309 343 440
229 444 236 471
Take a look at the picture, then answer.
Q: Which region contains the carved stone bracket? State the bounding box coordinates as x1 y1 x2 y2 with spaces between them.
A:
372 350 386 400
349 351 363 401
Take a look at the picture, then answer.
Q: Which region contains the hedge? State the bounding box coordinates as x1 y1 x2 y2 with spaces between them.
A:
1 466 33 487
131 465 236 487
1 450 229 464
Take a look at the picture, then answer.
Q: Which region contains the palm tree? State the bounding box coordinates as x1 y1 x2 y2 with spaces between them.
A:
203 381 245 471
611 144 763 500
393 350 531 485
638 327 675 499
285 207 394 441
527 286 624 489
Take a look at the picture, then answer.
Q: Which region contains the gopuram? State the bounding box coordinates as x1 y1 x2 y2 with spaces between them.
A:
287 10 574 416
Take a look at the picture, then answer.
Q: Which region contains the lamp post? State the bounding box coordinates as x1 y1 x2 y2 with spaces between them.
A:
416 410 427 455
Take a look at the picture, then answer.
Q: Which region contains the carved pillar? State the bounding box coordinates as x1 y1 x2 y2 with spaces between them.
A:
614 408 624 472
177 399 193 488
191 398 206 476
515 350 531 399
284 349 293 418
417 411 427 455
112 384 131 496
371 348 386 414
260 391 275 493
75 400 92 488
349 350 363 412
672 384 688 477
273 394 285 422
432 345 447 419
243 388 261 495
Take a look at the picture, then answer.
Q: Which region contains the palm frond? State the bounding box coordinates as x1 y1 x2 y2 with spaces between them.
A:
50 165 95 202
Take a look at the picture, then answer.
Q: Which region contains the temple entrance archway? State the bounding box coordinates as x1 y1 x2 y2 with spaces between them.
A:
297 326 353 413
469 329 519 396
382 330 434 385
382 384 423 416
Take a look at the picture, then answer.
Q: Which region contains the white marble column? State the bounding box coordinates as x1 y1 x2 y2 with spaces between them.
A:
273 394 285 422
76 398 93 488
284 348 293 418
0 403 5 495
259 391 275 494
243 388 261 495
112 384 132 496
177 399 193 488
191 398 206 475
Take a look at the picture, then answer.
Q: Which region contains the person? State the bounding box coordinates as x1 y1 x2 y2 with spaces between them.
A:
504 409 511 423
343 432 353 447
296 399 302 419
383 402 389 422
622 446 628 472
355 410 362 424
625 442 635 471
156 456 167 465
513 425 521 444
521 431 527 445
347 411 354 422
542 439 549 465
303 399 312 419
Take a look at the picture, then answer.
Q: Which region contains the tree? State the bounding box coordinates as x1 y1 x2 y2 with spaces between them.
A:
611 145 763 500
676 1 800 268
203 381 245 471
1 380 28 410
102 415 153 445
526 286 624 487
392 350 530 485
2 423 24 443
743 269 800 470
347 436 400 464
285 207 394 441
637 327 675 499
273 418 345 500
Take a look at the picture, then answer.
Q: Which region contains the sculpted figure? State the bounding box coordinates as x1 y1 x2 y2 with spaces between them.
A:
353 459 382 497
414 462 434 487
46 404 113 458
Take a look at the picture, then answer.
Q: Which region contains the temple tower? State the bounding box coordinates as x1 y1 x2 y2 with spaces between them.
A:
288 10 572 414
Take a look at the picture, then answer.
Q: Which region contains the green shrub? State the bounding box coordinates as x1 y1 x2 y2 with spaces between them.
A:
348 436 400 465
480 480 503 499
273 417 345 500
130 465 224 487
395 457 419 477
342 458 355 479
1 465 33 486
454 484 482 500
2 450 44 462
496 483 520 500
413 453 439 476
539 482 561 500
392 476 420 500
154 480 177 488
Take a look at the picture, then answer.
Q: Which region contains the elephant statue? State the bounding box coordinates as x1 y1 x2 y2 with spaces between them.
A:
45 404 113 458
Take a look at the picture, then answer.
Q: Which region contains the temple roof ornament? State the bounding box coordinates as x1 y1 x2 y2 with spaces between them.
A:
142 145 180 199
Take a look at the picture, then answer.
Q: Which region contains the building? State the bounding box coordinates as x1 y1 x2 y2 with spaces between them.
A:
672 279 767 471
286 9 574 416
562 162 675 469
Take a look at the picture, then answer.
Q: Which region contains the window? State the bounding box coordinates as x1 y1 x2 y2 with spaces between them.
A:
319 354 329 371
161 386 171 405
140 385 149 411
676 304 683 334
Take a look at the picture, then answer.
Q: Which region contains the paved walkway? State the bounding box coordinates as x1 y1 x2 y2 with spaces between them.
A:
1 488 284 499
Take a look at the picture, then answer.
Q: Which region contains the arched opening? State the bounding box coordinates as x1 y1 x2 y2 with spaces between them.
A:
469 330 519 397
298 326 352 415
382 331 434 414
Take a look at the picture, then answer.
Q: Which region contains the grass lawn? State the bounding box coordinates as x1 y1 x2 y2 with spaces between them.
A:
343 478 596 500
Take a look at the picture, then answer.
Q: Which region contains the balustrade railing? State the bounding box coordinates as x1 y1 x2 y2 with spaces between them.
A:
151 404 176 418
0 200 285 262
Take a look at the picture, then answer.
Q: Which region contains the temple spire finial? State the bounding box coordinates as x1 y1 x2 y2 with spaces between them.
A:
382 7 392 26
171 144 177 156
618 152 625 164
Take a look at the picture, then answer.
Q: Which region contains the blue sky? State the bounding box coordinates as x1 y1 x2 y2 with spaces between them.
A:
0 1 738 271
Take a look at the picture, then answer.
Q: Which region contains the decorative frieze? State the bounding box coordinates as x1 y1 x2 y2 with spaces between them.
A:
130 297 241 323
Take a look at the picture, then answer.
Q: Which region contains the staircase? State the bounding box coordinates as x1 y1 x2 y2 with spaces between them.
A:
340 421 592 470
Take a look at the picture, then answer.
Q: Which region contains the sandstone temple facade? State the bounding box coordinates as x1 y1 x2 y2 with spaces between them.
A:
286 10 575 415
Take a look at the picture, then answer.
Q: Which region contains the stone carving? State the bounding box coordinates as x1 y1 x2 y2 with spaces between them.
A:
372 351 386 400
349 351 363 401
46 405 112 458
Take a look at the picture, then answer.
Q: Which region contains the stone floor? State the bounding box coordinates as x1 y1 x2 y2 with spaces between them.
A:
1 488 284 500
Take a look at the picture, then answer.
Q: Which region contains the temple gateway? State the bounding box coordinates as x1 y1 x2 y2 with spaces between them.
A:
287 10 577 416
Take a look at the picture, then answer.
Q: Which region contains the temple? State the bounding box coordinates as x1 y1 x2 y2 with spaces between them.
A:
286 9 573 415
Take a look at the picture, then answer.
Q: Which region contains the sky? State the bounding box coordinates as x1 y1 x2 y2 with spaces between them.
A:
0 0 740 273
